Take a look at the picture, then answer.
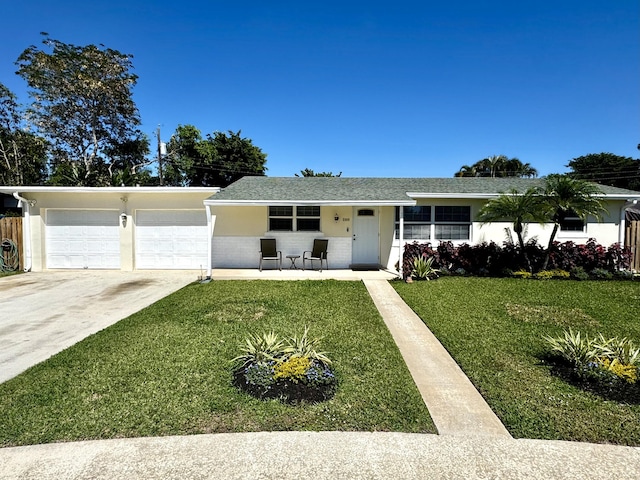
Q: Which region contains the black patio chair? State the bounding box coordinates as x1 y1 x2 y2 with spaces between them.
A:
259 238 282 271
302 239 329 272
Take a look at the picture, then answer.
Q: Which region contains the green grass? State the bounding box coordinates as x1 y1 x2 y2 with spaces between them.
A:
0 280 435 447
393 277 640 446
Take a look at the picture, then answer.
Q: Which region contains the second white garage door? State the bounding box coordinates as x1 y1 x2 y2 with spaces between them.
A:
135 210 209 269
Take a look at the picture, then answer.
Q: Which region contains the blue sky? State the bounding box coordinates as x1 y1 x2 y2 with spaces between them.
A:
2 1 638 178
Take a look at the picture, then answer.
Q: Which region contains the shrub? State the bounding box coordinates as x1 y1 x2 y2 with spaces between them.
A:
570 266 590 281
233 328 336 403
544 330 640 398
512 270 532 279
590 268 613 280
411 255 439 280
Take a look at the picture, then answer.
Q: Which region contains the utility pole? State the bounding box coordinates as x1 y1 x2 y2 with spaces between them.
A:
157 126 164 186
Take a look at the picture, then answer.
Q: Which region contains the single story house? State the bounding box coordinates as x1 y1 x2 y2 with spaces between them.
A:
0 186 219 271
2 177 639 274
203 177 640 277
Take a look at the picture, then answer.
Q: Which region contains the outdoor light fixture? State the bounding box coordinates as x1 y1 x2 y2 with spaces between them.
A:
120 213 127 228
334 213 340 222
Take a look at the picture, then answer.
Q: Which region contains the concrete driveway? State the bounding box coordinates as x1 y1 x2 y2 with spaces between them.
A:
0 270 197 384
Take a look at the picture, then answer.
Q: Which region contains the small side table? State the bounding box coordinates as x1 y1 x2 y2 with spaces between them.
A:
286 255 300 269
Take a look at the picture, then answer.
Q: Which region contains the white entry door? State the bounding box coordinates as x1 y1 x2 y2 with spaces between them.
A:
46 210 120 269
352 207 379 265
135 210 209 269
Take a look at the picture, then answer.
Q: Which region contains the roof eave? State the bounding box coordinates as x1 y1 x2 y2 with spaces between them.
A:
203 199 416 207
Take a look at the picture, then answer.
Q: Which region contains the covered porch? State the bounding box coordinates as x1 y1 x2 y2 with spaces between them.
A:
206 268 399 281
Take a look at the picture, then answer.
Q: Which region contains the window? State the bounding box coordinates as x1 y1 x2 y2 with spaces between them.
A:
268 206 320 232
395 206 431 240
395 205 471 241
560 210 585 232
434 206 470 240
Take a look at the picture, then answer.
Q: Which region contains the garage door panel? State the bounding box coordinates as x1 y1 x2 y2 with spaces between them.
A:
135 210 209 269
46 210 120 269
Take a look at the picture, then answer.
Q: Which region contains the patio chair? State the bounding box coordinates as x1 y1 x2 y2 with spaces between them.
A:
259 238 282 271
302 239 329 272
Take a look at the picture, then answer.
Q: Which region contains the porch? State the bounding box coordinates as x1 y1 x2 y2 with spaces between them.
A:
207 268 399 281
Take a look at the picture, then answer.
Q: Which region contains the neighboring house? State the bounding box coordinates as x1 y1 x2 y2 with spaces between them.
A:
0 186 219 271
203 177 640 276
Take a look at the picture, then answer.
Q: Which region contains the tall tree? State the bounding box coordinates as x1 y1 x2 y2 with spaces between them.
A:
567 152 640 191
477 188 547 272
15 34 142 186
295 168 342 177
164 127 267 187
455 155 537 178
539 174 607 270
0 82 48 185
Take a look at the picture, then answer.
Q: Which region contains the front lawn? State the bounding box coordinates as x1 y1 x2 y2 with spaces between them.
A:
393 277 640 445
0 280 435 447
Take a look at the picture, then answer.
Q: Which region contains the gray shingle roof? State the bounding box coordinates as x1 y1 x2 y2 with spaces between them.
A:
205 176 640 204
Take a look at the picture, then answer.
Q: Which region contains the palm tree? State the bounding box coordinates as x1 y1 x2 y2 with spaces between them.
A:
503 158 538 178
454 165 478 177
477 188 547 271
539 174 607 270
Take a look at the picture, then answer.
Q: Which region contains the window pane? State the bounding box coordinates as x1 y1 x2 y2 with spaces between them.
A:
269 206 293 217
297 206 320 217
395 224 431 240
560 219 584 231
398 206 431 222
297 218 320 231
269 218 293 231
358 209 375 216
435 206 470 222
435 224 470 240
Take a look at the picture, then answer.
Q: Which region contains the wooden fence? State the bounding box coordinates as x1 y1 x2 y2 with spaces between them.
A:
626 220 640 272
0 216 23 271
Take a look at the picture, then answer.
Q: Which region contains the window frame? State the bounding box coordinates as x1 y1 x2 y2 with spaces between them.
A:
395 205 471 242
268 205 321 232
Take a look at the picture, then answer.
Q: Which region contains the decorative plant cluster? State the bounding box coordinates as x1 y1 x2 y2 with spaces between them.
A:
410 255 440 280
544 329 640 400
232 328 336 403
402 239 632 279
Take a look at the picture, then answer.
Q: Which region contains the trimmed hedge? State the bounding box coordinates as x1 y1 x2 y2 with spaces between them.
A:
402 239 632 278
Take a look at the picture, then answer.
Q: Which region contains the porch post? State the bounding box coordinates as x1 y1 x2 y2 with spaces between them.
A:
398 206 404 276
205 204 213 279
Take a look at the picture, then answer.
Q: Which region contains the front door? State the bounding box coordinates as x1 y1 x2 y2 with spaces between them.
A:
352 207 379 265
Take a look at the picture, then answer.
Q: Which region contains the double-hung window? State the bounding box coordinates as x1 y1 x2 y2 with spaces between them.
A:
269 206 320 232
395 205 471 241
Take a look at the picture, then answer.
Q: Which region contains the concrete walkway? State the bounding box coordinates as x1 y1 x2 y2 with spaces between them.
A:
1 271 640 478
363 279 510 437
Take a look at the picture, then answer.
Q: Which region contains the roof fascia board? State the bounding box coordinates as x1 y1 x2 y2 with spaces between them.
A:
203 200 416 207
407 192 640 201
0 186 220 194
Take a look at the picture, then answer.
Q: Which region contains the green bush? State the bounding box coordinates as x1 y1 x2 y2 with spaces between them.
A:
570 266 590 281
233 328 337 403
411 255 439 280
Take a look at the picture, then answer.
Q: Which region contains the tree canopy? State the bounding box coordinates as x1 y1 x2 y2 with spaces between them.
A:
164 126 267 187
15 34 148 186
0 82 48 185
566 152 640 191
295 168 342 177
455 155 538 178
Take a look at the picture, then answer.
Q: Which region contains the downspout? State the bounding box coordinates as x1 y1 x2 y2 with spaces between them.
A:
12 192 35 272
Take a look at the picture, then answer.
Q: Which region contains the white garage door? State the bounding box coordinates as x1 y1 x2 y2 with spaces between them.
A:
135 210 209 269
46 210 121 269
